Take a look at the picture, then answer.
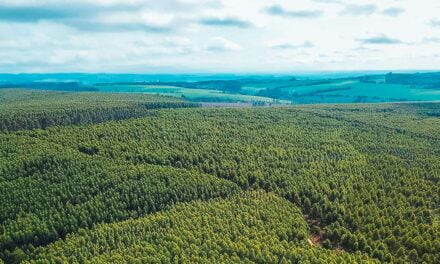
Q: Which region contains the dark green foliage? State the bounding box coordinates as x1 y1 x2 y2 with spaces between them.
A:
191 80 242 93
25 192 374 263
15 103 437 263
0 135 239 258
0 89 199 131
252 101 267 106
0 90 439 263
0 82 98 92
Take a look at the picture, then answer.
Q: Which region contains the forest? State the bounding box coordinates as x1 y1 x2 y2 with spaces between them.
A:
0 89 439 263
0 89 199 131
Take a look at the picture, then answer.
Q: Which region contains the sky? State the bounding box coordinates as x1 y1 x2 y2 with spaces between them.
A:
0 0 439 73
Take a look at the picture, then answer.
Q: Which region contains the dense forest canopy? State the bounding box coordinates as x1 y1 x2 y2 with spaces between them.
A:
0 89 439 263
0 89 199 131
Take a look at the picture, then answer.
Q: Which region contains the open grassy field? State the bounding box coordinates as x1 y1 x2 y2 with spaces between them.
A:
2 72 439 105
96 84 286 103
251 77 440 104
91 73 440 104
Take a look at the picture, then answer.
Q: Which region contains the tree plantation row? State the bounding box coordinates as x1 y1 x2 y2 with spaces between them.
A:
26 192 375 264
0 89 199 131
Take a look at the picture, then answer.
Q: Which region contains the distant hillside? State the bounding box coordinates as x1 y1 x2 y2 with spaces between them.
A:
2 72 440 104
386 72 440 87
0 82 98 92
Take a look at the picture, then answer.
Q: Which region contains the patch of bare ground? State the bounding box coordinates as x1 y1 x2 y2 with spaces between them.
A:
308 233 323 247
304 214 348 254
304 214 324 247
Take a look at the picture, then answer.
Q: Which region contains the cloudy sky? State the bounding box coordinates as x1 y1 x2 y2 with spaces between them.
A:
0 0 439 73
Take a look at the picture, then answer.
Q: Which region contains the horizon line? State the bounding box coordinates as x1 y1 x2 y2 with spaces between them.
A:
0 69 439 76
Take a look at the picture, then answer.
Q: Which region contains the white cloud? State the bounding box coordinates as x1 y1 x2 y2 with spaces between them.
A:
339 4 377 16
206 37 241 52
0 0 439 72
381 7 405 17
266 41 314 50
99 11 175 27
